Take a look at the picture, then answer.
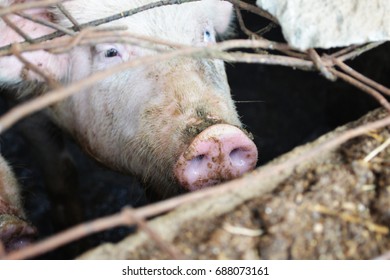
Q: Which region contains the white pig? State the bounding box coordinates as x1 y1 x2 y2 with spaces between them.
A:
0 0 258 199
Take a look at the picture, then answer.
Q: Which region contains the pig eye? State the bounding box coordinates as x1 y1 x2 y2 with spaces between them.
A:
105 48 119 58
203 29 214 43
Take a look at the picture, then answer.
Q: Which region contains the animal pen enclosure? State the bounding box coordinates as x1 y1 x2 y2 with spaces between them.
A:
0 0 389 259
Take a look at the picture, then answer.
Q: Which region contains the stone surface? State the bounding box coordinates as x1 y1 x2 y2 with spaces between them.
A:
256 0 390 50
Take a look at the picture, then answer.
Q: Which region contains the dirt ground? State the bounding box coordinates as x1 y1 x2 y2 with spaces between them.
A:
79 108 390 260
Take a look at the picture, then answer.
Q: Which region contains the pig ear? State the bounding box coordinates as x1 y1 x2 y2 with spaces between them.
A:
0 1 69 85
211 0 234 34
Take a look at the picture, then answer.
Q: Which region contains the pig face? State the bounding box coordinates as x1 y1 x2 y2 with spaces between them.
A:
0 0 258 198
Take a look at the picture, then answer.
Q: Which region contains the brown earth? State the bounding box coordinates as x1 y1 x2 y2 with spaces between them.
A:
79 108 390 260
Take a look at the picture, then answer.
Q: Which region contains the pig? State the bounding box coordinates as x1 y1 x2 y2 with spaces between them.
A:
0 155 36 252
0 0 258 199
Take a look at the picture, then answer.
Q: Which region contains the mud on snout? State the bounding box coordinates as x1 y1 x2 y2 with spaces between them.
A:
174 122 258 191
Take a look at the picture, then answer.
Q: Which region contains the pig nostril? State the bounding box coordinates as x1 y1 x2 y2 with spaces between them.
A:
188 154 207 171
229 148 249 167
194 154 206 162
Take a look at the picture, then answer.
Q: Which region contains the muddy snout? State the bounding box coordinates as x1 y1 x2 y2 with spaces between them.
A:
174 124 258 191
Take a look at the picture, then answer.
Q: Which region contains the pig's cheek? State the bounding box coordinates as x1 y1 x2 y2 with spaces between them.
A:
69 48 93 81
41 52 70 81
66 79 145 170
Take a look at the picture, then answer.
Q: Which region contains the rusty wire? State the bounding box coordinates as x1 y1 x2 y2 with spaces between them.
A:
0 0 389 260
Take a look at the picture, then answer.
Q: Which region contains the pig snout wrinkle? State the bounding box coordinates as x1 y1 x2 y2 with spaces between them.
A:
174 124 258 191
